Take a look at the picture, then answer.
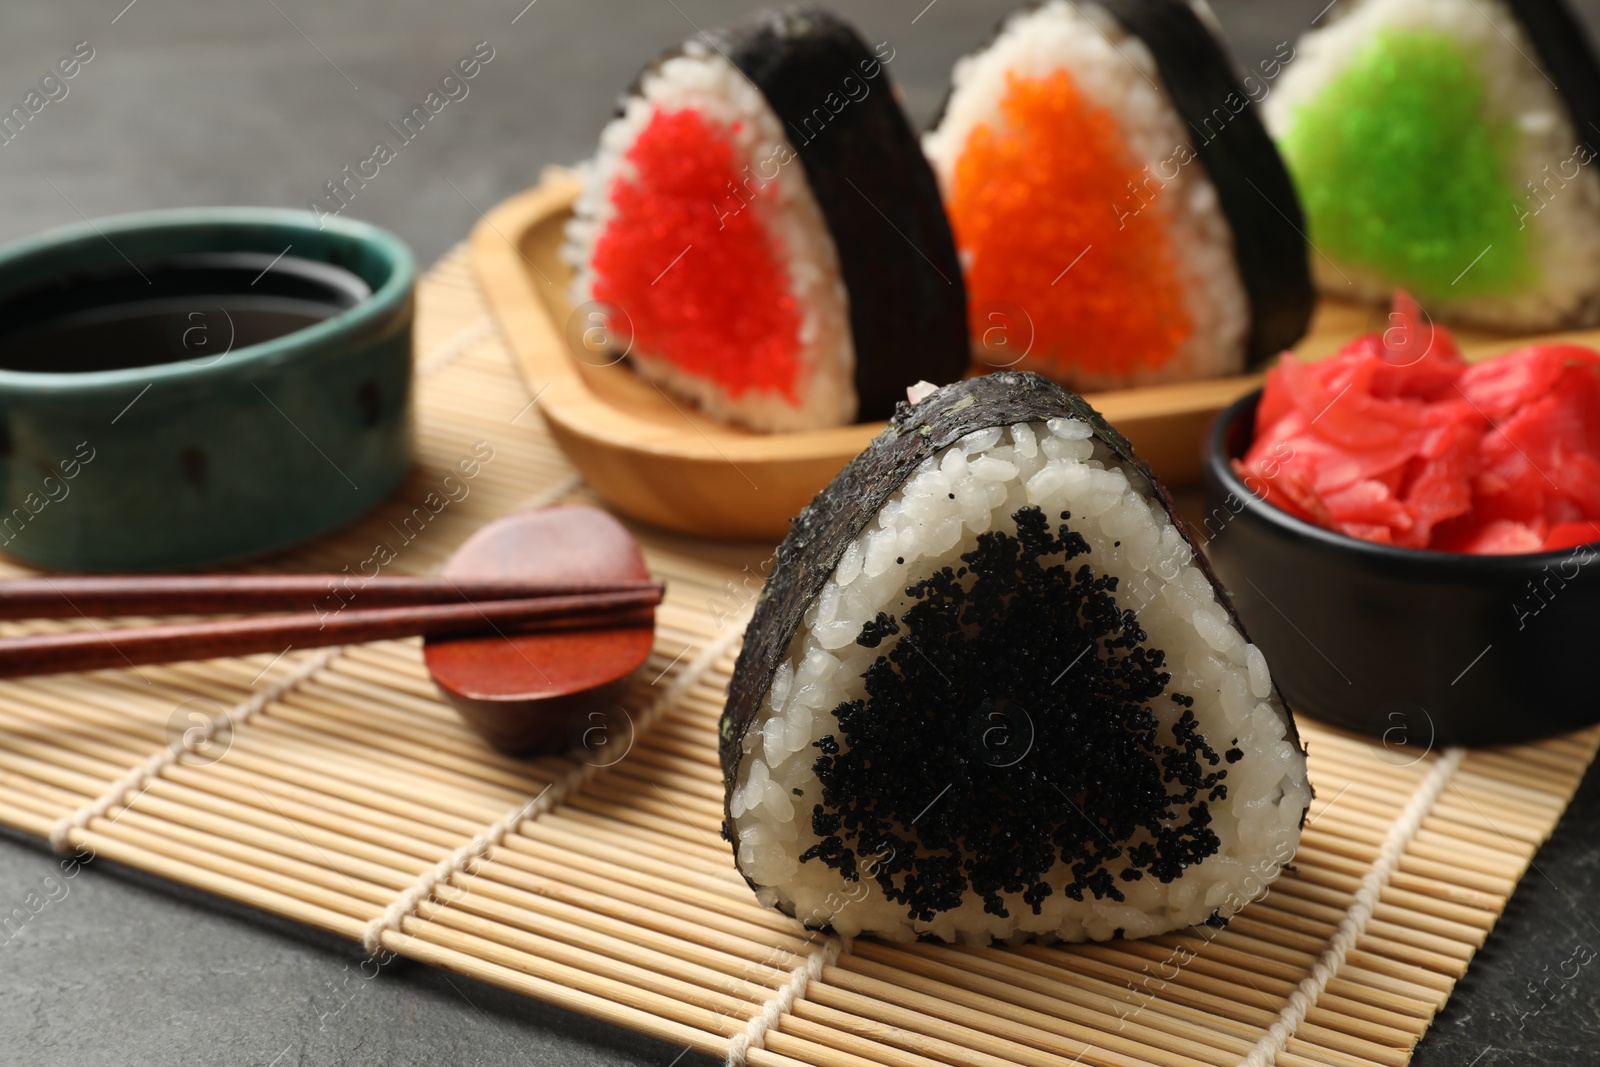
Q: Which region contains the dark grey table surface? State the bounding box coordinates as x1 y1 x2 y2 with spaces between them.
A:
4 1 1600 1064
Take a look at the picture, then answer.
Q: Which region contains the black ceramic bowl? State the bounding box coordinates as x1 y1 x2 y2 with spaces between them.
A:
1202 391 1599 747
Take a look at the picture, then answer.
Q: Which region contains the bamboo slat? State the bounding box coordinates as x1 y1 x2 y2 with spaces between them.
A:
0 243 1591 1067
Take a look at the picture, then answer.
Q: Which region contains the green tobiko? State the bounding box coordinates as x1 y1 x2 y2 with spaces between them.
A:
1280 28 1532 300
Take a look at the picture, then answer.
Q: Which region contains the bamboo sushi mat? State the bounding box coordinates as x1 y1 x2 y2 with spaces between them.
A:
0 245 1596 1067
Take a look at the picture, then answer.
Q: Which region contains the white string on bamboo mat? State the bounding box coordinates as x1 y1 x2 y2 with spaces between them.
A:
500 473 583 519
726 935 848 1067
1236 745 1467 1067
48 646 345 852
46 468 586 856
361 612 753 955
416 313 496 378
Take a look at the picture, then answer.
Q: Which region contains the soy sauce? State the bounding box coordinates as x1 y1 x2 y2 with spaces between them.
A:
0 252 372 373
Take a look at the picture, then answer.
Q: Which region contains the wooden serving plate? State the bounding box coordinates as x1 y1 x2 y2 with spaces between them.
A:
471 170 1595 541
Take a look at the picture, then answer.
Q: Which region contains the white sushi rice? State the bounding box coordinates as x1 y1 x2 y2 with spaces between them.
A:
922 0 1252 388
729 417 1311 944
563 43 857 431
1265 0 1600 330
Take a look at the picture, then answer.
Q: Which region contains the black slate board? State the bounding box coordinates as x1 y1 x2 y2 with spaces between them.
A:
1410 752 1600 1065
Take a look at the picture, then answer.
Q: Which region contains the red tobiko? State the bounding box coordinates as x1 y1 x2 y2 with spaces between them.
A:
590 107 803 402
1237 293 1600 554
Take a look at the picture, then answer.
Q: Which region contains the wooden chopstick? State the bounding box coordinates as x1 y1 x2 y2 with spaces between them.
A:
0 575 663 619
0 588 662 678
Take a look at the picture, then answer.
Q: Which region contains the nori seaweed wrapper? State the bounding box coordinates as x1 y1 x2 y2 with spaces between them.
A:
1098 0 1314 364
1495 0 1600 153
707 8 970 419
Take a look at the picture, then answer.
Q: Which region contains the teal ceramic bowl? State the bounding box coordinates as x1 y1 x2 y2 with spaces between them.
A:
0 208 414 571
